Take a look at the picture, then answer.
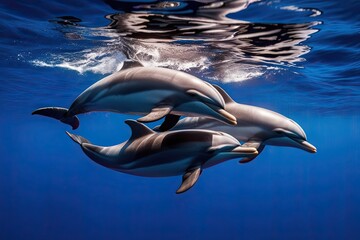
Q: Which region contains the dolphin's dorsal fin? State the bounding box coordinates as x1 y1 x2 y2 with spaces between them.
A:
120 60 144 71
212 84 235 104
125 120 154 140
176 167 202 194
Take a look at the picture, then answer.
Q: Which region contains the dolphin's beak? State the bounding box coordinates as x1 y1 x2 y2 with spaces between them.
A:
218 108 237 125
231 146 258 156
188 90 237 125
207 104 237 125
292 138 317 153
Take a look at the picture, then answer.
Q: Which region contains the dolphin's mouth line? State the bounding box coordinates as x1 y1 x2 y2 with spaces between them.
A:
207 103 237 125
291 137 317 153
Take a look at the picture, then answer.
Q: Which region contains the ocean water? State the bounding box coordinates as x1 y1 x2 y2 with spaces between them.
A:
1 0 359 239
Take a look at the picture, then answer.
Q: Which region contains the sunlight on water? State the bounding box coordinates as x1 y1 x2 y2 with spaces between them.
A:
30 0 319 83
32 49 127 74
1 0 357 112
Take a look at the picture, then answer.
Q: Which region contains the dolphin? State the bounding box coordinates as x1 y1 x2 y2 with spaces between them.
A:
170 85 316 163
32 64 237 131
66 120 258 193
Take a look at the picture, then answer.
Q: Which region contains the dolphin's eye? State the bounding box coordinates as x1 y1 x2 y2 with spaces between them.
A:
273 128 286 135
186 89 202 98
186 89 200 98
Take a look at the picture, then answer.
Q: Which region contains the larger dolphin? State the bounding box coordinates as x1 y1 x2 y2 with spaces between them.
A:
32 65 236 131
171 85 316 163
66 120 258 193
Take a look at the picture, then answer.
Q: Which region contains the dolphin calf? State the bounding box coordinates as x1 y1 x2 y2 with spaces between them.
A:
32 65 236 131
66 120 258 193
171 85 316 163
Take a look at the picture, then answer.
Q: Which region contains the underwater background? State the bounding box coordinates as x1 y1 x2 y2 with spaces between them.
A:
1 0 359 239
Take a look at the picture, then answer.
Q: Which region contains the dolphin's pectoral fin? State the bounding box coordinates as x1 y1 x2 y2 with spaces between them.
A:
158 114 180 132
151 115 179 132
32 107 80 130
137 106 172 123
239 155 259 164
176 167 202 194
239 141 264 164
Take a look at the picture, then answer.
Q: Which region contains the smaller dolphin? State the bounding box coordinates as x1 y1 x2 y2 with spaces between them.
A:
66 120 258 193
171 85 316 163
32 64 236 131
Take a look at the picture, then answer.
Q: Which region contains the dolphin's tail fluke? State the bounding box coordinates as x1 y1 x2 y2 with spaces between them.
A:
66 131 90 145
32 107 80 130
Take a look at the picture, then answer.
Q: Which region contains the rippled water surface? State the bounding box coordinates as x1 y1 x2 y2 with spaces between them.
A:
1 1 359 239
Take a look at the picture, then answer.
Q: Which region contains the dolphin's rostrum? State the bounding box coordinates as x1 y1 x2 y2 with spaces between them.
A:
32 66 237 131
66 120 258 193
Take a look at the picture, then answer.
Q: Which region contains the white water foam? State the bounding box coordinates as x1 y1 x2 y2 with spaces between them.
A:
281 5 322 17
32 48 127 75
31 42 268 83
214 68 264 83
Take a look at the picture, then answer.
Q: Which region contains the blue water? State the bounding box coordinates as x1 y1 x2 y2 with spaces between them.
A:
1 0 359 239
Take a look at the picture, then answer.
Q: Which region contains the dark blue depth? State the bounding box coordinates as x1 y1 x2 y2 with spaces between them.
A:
0 1 359 240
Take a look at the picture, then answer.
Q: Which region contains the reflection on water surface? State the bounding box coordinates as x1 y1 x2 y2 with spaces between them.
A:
35 0 320 82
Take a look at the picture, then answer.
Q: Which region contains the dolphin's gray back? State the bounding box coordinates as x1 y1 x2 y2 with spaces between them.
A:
80 67 218 96
68 67 222 115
